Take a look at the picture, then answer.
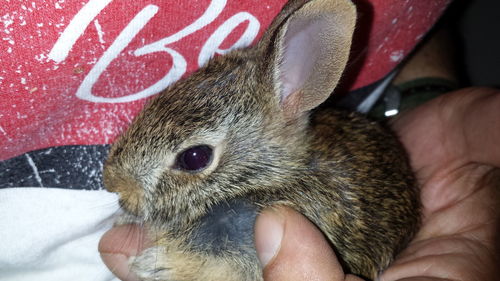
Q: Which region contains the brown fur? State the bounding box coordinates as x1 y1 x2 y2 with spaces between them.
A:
131 230 262 281
103 0 420 280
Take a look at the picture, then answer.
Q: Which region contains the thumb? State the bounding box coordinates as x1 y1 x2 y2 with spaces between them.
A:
254 206 364 281
98 224 148 281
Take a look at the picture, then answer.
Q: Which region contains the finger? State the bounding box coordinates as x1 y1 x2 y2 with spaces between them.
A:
380 169 500 281
379 253 490 281
459 87 500 167
392 87 500 174
255 206 363 281
98 224 148 281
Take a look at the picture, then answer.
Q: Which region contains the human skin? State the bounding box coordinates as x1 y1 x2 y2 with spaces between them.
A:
99 87 500 281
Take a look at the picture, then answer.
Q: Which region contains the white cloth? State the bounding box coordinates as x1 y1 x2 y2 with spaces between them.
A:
0 188 120 281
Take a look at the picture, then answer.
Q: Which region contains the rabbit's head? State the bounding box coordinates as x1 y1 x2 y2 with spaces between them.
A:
103 0 357 228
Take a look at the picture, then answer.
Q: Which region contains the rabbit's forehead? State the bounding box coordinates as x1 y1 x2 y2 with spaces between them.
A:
135 99 233 151
131 55 273 150
149 82 261 126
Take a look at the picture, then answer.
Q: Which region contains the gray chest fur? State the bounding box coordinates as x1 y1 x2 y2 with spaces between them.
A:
189 199 260 258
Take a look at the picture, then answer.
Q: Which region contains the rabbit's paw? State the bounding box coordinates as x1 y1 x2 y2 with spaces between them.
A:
130 246 174 281
130 245 262 281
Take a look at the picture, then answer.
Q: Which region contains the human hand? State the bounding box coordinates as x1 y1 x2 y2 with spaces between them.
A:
378 87 500 280
254 87 500 281
99 87 500 281
98 206 363 281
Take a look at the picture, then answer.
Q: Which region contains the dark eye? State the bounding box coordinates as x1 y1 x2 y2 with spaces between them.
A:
176 145 213 172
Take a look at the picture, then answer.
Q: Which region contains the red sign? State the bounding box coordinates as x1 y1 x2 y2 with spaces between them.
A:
0 0 449 160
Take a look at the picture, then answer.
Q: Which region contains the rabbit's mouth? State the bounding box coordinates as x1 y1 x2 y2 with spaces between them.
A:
114 208 145 226
116 195 145 219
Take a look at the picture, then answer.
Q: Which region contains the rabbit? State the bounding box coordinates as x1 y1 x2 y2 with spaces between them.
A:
103 0 421 280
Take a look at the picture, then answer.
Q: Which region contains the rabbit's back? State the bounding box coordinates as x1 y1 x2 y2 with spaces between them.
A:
291 108 420 278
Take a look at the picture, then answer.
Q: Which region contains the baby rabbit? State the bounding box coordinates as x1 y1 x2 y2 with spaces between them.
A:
103 0 420 280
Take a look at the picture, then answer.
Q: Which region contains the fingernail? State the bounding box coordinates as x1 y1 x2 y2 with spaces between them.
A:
254 208 285 267
100 253 140 281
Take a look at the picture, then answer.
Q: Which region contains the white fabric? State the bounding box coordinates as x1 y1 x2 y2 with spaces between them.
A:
0 188 120 281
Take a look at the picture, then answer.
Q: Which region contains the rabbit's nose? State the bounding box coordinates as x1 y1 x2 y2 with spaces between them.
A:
115 186 145 216
103 170 145 215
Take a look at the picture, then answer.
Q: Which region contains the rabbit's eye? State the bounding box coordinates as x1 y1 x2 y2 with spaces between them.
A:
176 145 213 172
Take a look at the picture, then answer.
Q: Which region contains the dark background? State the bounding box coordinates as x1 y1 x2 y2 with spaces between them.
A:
460 0 500 87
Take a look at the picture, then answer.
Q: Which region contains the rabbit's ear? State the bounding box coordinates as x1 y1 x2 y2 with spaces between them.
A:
260 0 356 118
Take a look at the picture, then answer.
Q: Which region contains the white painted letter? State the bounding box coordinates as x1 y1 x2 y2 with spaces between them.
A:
48 0 112 63
75 5 159 103
198 12 260 67
134 0 227 57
